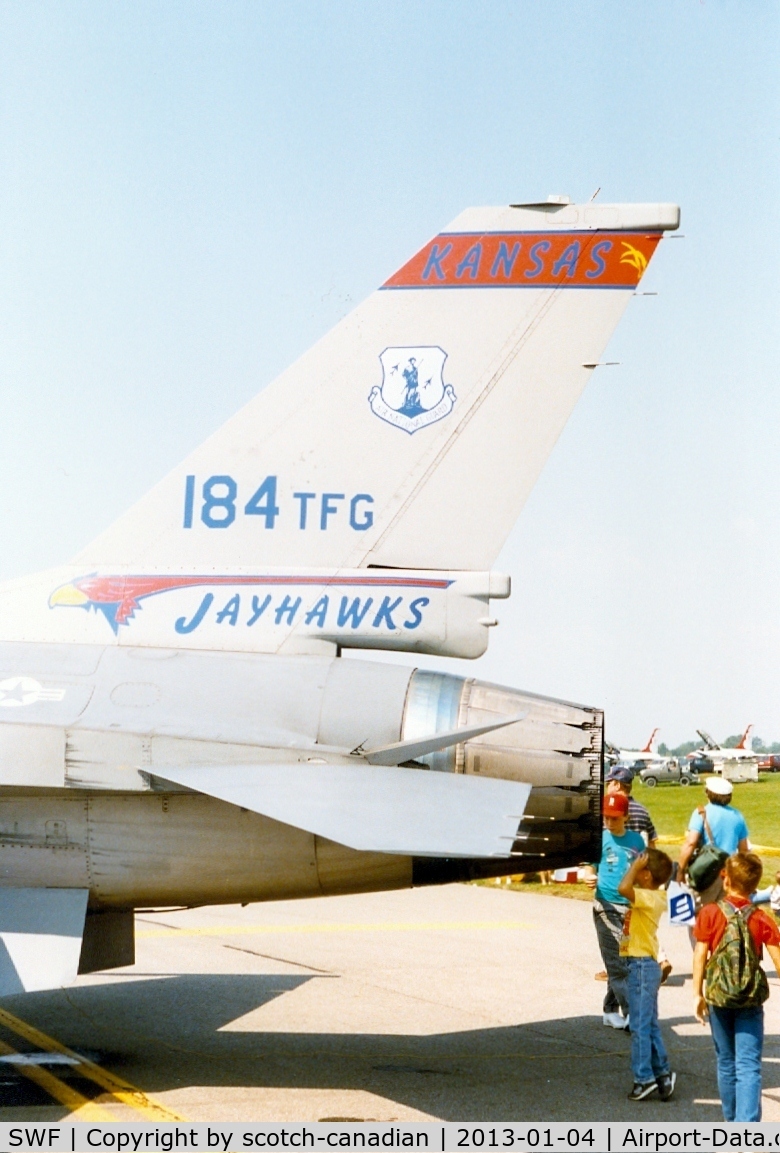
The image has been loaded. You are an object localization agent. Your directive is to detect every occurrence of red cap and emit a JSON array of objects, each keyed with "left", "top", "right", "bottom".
[{"left": 602, "top": 792, "right": 630, "bottom": 817}]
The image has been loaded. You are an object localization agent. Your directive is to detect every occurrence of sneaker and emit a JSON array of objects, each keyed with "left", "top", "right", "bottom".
[
  {"left": 603, "top": 1012, "right": 630, "bottom": 1029},
  {"left": 657, "top": 1072, "right": 677, "bottom": 1101},
  {"left": 628, "top": 1080, "right": 658, "bottom": 1101},
  {"left": 660, "top": 960, "right": 673, "bottom": 985}
]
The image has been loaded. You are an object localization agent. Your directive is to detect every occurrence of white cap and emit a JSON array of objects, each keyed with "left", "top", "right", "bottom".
[{"left": 705, "top": 776, "right": 733, "bottom": 796}]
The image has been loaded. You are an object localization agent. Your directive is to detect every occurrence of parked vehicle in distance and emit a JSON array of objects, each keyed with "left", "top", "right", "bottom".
[
  {"left": 758, "top": 754, "right": 780, "bottom": 772},
  {"left": 636, "top": 759, "right": 699, "bottom": 788}
]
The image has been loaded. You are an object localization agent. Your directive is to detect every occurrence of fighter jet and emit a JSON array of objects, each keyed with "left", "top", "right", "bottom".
[
  {"left": 688, "top": 726, "right": 759, "bottom": 782},
  {"left": 695, "top": 725, "right": 754, "bottom": 758},
  {"left": 0, "top": 197, "right": 679, "bottom": 994},
  {"left": 617, "top": 727, "right": 662, "bottom": 767}
]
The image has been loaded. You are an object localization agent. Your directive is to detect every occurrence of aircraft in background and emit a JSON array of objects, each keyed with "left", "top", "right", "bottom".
[
  {"left": 616, "top": 728, "right": 683, "bottom": 777},
  {"left": 0, "top": 196, "right": 679, "bottom": 995},
  {"left": 688, "top": 726, "right": 759, "bottom": 782},
  {"left": 696, "top": 719, "right": 752, "bottom": 756},
  {"left": 694, "top": 725, "right": 755, "bottom": 758},
  {"left": 617, "top": 727, "right": 663, "bottom": 767}
]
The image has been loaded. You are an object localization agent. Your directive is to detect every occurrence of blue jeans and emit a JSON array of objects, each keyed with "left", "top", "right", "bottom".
[
  {"left": 709, "top": 1005, "right": 764, "bottom": 1122},
  {"left": 593, "top": 900, "right": 629, "bottom": 1016},
  {"left": 626, "top": 956, "right": 669, "bottom": 1083}
]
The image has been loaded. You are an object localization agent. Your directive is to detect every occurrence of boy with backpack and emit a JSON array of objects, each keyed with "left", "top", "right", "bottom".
[
  {"left": 693, "top": 852, "right": 780, "bottom": 1122},
  {"left": 617, "top": 848, "right": 676, "bottom": 1101}
]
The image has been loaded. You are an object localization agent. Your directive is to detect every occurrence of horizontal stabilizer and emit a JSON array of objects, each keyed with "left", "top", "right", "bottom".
[
  {"left": 0, "top": 888, "right": 88, "bottom": 997},
  {"left": 362, "top": 713, "right": 525, "bottom": 765},
  {"left": 153, "top": 762, "right": 531, "bottom": 858}
]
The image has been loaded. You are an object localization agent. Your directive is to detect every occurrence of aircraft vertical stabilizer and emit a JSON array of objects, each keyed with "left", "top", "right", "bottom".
[
  {"left": 72, "top": 200, "right": 679, "bottom": 574},
  {"left": 0, "top": 200, "right": 679, "bottom": 655}
]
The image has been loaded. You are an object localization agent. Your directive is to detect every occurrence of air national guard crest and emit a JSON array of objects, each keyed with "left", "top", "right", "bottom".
[{"left": 368, "top": 346, "right": 456, "bottom": 434}]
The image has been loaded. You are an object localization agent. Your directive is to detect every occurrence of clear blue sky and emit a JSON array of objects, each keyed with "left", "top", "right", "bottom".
[{"left": 1, "top": 1, "right": 778, "bottom": 748}]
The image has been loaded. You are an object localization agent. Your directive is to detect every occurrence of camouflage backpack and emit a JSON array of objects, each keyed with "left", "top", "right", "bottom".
[{"left": 705, "top": 901, "right": 769, "bottom": 1010}]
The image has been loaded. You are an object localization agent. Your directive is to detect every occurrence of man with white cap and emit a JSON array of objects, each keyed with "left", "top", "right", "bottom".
[{"left": 678, "top": 777, "right": 750, "bottom": 908}]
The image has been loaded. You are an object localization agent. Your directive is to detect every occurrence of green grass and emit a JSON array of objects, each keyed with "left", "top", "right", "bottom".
[
  {"left": 635, "top": 771, "right": 780, "bottom": 881},
  {"left": 478, "top": 772, "right": 780, "bottom": 901}
]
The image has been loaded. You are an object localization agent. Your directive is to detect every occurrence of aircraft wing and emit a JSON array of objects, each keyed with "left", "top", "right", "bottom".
[{"left": 152, "top": 762, "right": 531, "bottom": 858}]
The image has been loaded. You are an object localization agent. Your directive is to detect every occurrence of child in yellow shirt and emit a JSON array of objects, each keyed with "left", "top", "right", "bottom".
[{"left": 618, "top": 849, "right": 675, "bottom": 1102}]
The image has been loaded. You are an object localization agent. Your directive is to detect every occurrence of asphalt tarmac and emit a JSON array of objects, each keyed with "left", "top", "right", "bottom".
[{"left": 0, "top": 883, "right": 778, "bottom": 1122}]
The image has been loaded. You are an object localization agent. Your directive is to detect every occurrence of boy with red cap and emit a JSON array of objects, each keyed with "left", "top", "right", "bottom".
[{"left": 583, "top": 792, "right": 645, "bottom": 1029}]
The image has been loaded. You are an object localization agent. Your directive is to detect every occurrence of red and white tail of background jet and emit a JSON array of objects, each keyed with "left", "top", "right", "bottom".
[
  {"left": 617, "top": 728, "right": 662, "bottom": 765},
  {"left": 641, "top": 727, "right": 660, "bottom": 754},
  {"left": 735, "top": 724, "right": 753, "bottom": 751}
]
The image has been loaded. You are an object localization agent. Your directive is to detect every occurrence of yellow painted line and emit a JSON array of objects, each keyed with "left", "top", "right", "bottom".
[
  {"left": 0, "top": 1036, "right": 114, "bottom": 1120},
  {"left": 0, "top": 1006, "right": 186, "bottom": 1122},
  {"left": 137, "top": 919, "right": 536, "bottom": 939},
  {"left": 656, "top": 836, "right": 780, "bottom": 854}
]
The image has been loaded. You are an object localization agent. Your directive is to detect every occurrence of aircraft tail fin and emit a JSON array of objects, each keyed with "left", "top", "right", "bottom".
[
  {"left": 736, "top": 724, "right": 753, "bottom": 751},
  {"left": 73, "top": 199, "right": 679, "bottom": 576},
  {"left": 641, "top": 726, "right": 660, "bottom": 754}
]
